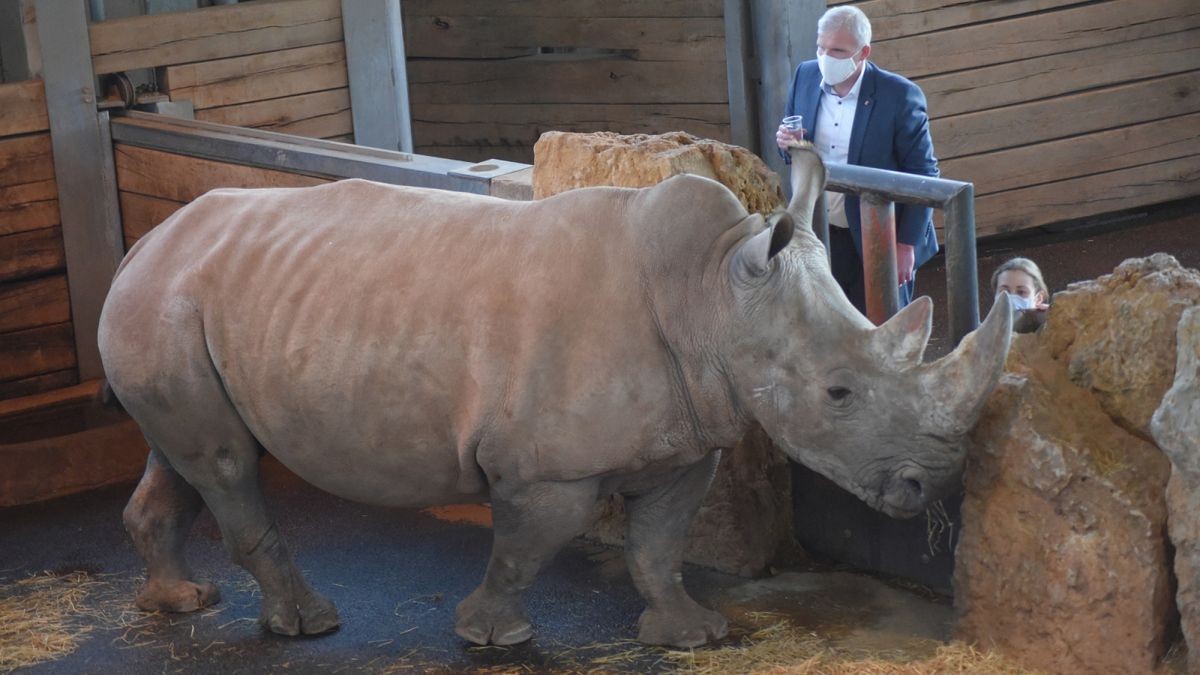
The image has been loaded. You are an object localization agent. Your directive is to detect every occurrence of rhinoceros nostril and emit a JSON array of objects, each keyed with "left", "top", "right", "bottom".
[{"left": 904, "top": 478, "right": 923, "bottom": 496}]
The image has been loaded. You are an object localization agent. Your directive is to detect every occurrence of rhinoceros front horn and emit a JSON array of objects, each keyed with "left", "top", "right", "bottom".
[{"left": 917, "top": 293, "right": 1013, "bottom": 435}]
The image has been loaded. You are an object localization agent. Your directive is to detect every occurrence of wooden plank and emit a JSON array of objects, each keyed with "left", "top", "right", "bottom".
[
  {"left": 0, "top": 274, "right": 69, "bottom": 333},
  {"left": 195, "top": 88, "right": 353, "bottom": 138},
  {"left": 163, "top": 42, "right": 348, "bottom": 110},
  {"left": 0, "top": 369, "right": 79, "bottom": 401},
  {"left": 942, "top": 113, "right": 1200, "bottom": 196},
  {"left": 0, "top": 322, "right": 75, "bottom": 383},
  {"left": 114, "top": 144, "right": 329, "bottom": 203},
  {"left": 408, "top": 59, "right": 729, "bottom": 105},
  {"left": 0, "top": 378, "right": 97, "bottom": 417},
  {"left": 403, "top": 16, "right": 725, "bottom": 61},
  {"left": 0, "top": 226, "right": 64, "bottom": 283},
  {"left": 0, "top": 80, "right": 48, "bottom": 136},
  {"left": 921, "top": 29, "right": 1200, "bottom": 118},
  {"left": 975, "top": 153, "right": 1200, "bottom": 237},
  {"left": 932, "top": 70, "right": 1200, "bottom": 160},
  {"left": 872, "top": 0, "right": 1200, "bottom": 79},
  {"left": 400, "top": 0, "right": 724, "bottom": 17},
  {"left": 119, "top": 191, "right": 183, "bottom": 243},
  {"left": 89, "top": 0, "right": 343, "bottom": 75},
  {"left": 0, "top": 133, "right": 54, "bottom": 189},
  {"left": 412, "top": 103, "right": 732, "bottom": 148},
  {"left": 0, "top": 180, "right": 58, "bottom": 237},
  {"left": 858, "top": 0, "right": 1090, "bottom": 42}
]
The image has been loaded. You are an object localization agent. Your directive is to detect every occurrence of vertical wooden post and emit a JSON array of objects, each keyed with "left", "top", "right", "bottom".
[
  {"left": 860, "top": 194, "right": 900, "bottom": 325},
  {"left": 34, "top": 0, "right": 124, "bottom": 381},
  {"left": 341, "top": 0, "right": 413, "bottom": 153},
  {"left": 723, "top": 0, "right": 755, "bottom": 151}
]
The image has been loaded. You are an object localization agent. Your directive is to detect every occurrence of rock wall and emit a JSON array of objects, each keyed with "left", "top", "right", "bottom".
[
  {"left": 533, "top": 131, "right": 794, "bottom": 577},
  {"left": 955, "top": 255, "right": 1200, "bottom": 673},
  {"left": 1153, "top": 306, "right": 1200, "bottom": 675}
]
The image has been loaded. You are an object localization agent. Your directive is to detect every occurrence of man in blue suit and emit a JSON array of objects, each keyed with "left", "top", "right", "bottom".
[{"left": 776, "top": 6, "right": 939, "bottom": 313}]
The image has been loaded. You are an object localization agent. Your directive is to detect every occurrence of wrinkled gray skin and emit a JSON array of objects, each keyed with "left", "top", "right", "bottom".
[{"left": 98, "top": 147, "right": 1011, "bottom": 649}]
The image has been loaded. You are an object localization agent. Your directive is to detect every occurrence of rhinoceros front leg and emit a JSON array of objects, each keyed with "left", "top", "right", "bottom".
[
  {"left": 124, "top": 445, "right": 220, "bottom": 612},
  {"left": 455, "top": 479, "right": 599, "bottom": 645},
  {"left": 624, "top": 449, "right": 728, "bottom": 648}
]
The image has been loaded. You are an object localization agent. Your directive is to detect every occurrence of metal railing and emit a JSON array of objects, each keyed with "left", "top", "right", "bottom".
[{"left": 816, "top": 163, "right": 979, "bottom": 345}]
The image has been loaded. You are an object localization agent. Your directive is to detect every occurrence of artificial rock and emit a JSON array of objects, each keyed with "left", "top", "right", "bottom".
[
  {"left": 532, "top": 130, "right": 785, "bottom": 216},
  {"left": 955, "top": 255, "right": 1200, "bottom": 673}
]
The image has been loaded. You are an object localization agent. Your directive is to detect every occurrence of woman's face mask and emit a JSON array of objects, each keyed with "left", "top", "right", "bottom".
[
  {"left": 1008, "top": 294, "right": 1036, "bottom": 311},
  {"left": 996, "top": 269, "right": 1045, "bottom": 311}
]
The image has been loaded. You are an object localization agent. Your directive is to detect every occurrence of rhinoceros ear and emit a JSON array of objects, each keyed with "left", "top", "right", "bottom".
[
  {"left": 871, "top": 296, "right": 933, "bottom": 370},
  {"left": 735, "top": 210, "right": 795, "bottom": 277}
]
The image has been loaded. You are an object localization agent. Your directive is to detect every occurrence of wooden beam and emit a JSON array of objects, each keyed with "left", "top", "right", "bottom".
[
  {"left": 860, "top": 0, "right": 1090, "bottom": 42},
  {"left": 163, "top": 42, "right": 348, "bottom": 110},
  {"left": 114, "top": 144, "right": 328, "bottom": 204},
  {"left": 196, "top": 88, "right": 353, "bottom": 139},
  {"left": 0, "top": 321, "right": 75, "bottom": 383},
  {"left": 932, "top": 70, "right": 1200, "bottom": 160},
  {"left": 0, "top": 180, "right": 58, "bottom": 236},
  {"left": 921, "top": 29, "right": 1200, "bottom": 118},
  {"left": 0, "top": 134, "right": 55, "bottom": 188},
  {"left": 975, "top": 153, "right": 1200, "bottom": 236},
  {"left": 118, "top": 191, "right": 183, "bottom": 243},
  {"left": 34, "top": 0, "right": 123, "bottom": 380},
  {"left": 403, "top": 16, "right": 725, "bottom": 61},
  {"left": 871, "top": 0, "right": 1200, "bottom": 79},
  {"left": 399, "top": 0, "right": 724, "bottom": 17},
  {"left": 0, "top": 80, "right": 48, "bottom": 136},
  {"left": 0, "top": 274, "right": 70, "bottom": 333},
  {"left": 0, "top": 377, "right": 96, "bottom": 417},
  {"left": 89, "top": 0, "right": 343, "bottom": 75},
  {"left": 942, "top": 113, "right": 1200, "bottom": 196},
  {"left": 342, "top": 0, "right": 413, "bottom": 152},
  {"left": 0, "top": 369, "right": 79, "bottom": 403},
  {"left": 0, "top": 226, "right": 65, "bottom": 283},
  {"left": 407, "top": 59, "right": 729, "bottom": 105},
  {"left": 723, "top": 0, "right": 754, "bottom": 150}
]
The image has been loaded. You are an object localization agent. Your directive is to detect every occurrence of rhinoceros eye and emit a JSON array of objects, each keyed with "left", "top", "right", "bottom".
[{"left": 826, "top": 386, "right": 853, "bottom": 407}]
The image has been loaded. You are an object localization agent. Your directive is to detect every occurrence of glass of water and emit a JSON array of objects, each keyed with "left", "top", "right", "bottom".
[{"left": 782, "top": 115, "right": 804, "bottom": 132}]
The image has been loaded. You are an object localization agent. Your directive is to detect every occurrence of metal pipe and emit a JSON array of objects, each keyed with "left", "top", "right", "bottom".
[
  {"left": 827, "top": 162, "right": 967, "bottom": 207},
  {"left": 811, "top": 192, "right": 830, "bottom": 264},
  {"left": 87, "top": 0, "right": 104, "bottom": 22},
  {"left": 944, "top": 184, "right": 980, "bottom": 344},
  {"left": 860, "top": 194, "right": 900, "bottom": 325}
]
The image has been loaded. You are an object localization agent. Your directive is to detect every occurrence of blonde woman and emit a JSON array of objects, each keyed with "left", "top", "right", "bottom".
[{"left": 991, "top": 257, "right": 1050, "bottom": 332}]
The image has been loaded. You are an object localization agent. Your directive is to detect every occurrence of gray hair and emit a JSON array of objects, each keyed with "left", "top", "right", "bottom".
[{"left": 818, "top": 6, "right": 872, "bottom": 49}]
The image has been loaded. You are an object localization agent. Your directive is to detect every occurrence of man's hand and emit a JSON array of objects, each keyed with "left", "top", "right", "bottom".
[
  {"left": 897, "top": 242, "right": 915, "bottom": 285},
  {"left": 775, "top": 124, "right": 805, "bottom": 150}
]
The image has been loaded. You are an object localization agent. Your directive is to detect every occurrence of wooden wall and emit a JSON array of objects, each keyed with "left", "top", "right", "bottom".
[
  {"left": 832, "top": 0, "right": 1200, "bottom": 238},
  {"left": 115, "top": 145, "right": 329, "bottom": 251},
  {"left": 0, "top": 80, "right": 75, "bottom": 399},
  {"left": 89, "top": 0, "right": 353, "bottom": 141},
  {"left": 402, "top": 0, "right": 732, "bottom": 163}
]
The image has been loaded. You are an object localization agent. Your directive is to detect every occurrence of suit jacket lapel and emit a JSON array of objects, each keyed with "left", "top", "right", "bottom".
[
  {"left": 848, "top": 62, "right": 877, "bottom": 166},
  {"left": 802, "top": 67, "right": 821, "bottom": 142}
]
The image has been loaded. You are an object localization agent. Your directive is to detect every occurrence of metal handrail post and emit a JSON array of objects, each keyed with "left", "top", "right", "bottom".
[
  {"left": 944, "top": 183, "right": 980, "bottom": 344},
  {"left": 860, "top": 195, "right": 900, "bottom": 325}
]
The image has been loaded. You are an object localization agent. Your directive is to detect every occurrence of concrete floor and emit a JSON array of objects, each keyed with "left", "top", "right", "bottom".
[{"left": 0, "top": 458, "right": 953, "bottom": 674}]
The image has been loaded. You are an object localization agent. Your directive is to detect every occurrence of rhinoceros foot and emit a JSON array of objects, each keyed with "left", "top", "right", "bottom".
[
  {"left": 454, "top": 587, "right": 533, "bottom": 645},
  {"left": 135, "top": 579, "right": 220, "bottom": 613},
  {"left": 258, "top": 589, "right": 340, "bottom": 636},
  {"left": 636, "top": 604, "right": 728, "bottom": 648}
]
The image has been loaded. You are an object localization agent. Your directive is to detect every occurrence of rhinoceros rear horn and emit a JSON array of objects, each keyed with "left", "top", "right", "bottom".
[
  {"left": 735, "top": 210, "right": 795, "bottom": 277},
  {"left": 918, "top": 293, "right": 1013, "bottom": 435}
]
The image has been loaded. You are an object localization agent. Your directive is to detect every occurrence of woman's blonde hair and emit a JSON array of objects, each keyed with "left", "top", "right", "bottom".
[{"left": 991, "top": 257, "right": 1049, "bottom": 298}]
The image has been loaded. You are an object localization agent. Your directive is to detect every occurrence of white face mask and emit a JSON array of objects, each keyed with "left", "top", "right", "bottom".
[
  {"left": 817, "top": 50, "right": 861, "bottom": 87},
  {"left": 1007, "top": 294, "right": 1035, "bottom": 311}
]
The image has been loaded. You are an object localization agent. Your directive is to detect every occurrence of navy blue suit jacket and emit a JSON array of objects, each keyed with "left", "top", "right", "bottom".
[{"left": 783, "top": 60, "right": 940, "bottom": 268}]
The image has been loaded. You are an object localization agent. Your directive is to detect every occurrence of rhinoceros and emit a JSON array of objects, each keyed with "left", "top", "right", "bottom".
[{"left": 99, "top": 147, "right": 1010, "bottom": 649}]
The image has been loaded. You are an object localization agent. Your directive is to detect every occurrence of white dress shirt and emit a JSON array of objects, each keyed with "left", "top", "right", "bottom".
[{"left": 813, "top": 65, "right": 865, "bottom": 228}]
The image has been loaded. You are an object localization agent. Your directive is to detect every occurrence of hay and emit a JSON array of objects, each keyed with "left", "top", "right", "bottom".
[{"left": 0, "top": 571, "right": 98, "bottom": 670}]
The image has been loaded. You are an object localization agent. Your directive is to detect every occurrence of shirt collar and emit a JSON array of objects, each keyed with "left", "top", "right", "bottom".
[{"left": 820, "top": 61, "right": 867, "bottom": 100}]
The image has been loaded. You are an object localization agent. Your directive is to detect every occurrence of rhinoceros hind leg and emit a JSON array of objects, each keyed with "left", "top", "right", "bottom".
[
  {"left": 124, "top": 445, "right": 221, "bottom": 613},
  {"left": 625, "top": 450, "right": 729, "bottom": 648},
  {"left": 454, "top": 479, "right": 599, "bottom": 645}
]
